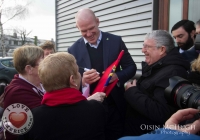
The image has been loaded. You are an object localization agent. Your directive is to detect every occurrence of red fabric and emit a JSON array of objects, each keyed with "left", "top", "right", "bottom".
[
  {"left": 42, "top": 88, "right": 86, "bottom": 106},
  {"left": 92, "top": 50, "right": 124, "bottom": 96},
  {"left": 4, "top": 74, "right": 43, "bottom": 110},
  {"left": 4, "top": 74, "right": 44, "bottom": 140},
  {"left": 102, "top": 79, "right": 118, "bottom": 96}
]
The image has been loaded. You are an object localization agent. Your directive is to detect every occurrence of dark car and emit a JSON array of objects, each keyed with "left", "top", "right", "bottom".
[{"left": 0, "top": 57, "right": 17, "bottom": 86}]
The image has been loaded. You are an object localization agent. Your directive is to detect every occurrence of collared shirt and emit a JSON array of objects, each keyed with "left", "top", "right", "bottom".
[
  {"left": 179, "top": 48, "right": 184, "bottom": 53},
  {"left": 83, "top": 31, "right": 102, "bottom": 49},
  {"left": 179, "top": 45, "right": 194, "bottom": 53},
  {"left": 19, "top": 74, "right": 45, "bottom": 96}
]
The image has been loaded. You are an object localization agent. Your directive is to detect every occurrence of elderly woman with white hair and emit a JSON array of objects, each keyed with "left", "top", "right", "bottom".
[{"left": 20, "top": 52, "right": 106, "bottom": 140}]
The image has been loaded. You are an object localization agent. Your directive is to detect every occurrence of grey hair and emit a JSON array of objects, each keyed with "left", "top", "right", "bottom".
[{"left": 145, "top": 30, "right": 175, "bottom": 53}]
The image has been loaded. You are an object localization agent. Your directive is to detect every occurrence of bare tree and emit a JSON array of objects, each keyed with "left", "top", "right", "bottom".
[
  {"left": 0, "top": 0, "right": 30, "bottom": 57},
  {"left": 15, "top": 28, "right": 32, "bottom": 45}
]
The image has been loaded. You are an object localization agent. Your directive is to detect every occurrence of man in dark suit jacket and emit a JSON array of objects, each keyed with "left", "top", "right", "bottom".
[{"left": 68, "top": 8, "right": 137, "bottom": 140}]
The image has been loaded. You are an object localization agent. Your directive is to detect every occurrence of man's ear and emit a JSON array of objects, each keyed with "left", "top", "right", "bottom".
[
  {"left": 160, "top": 46, "right": 167, "bottom": 56},
  {"left": 96, "top": 17, "right": 100, "bottom": 26}
]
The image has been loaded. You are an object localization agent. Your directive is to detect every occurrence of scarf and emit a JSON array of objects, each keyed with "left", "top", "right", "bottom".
[{"left": 41, "top": 88, "right": 86, "bottom": 106}]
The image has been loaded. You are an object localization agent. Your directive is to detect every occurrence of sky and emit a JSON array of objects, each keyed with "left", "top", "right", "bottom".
[{"left": 3, "top": 0, "right": 55, "bottom": 41}]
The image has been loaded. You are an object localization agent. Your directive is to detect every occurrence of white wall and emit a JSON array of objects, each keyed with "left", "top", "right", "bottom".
[{"left": 56, "top": 0, "right": 154, "bottom": 69}]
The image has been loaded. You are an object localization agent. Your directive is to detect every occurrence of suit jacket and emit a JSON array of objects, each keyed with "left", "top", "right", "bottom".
[
  {"left": 68, "top": 31, "right": 137, "bottom": 116},
  {"left": 181, "top": 46, "right": 198, "bottom": 63}
]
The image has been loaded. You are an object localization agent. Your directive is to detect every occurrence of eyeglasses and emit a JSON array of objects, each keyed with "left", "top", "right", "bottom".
[{"left": 142, "top": 44, "right": 157, "bottom": 50}]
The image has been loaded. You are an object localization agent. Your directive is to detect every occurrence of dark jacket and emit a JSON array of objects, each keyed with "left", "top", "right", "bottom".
[
  {"left": 68, "top": 32, "right": 136, "bottom": 86},
  {"left": 68, "top": 31, "right": 136, "bottom": 118},
  {"left": 187, "top": 71, "right": 200, "bottom": 87},
  {"left": 20, "top": 100, "right": 106, "bottom": 140},
  {"left": 4, "top": 74, "right": 44, "bottom": 140},
  {"left": 124, "top": 48, "right": 190, "bottom": 136},
  {"left": 4, "top": 74, "right": 43, "bottom": 110},
  {"left": 181, "top": 46, "right": 199, "bottom": 63}
]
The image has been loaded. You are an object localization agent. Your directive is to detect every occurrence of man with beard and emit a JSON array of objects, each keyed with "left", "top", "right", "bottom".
[{"left": 171, "top": 20, "right": 198, "bottom": 63}]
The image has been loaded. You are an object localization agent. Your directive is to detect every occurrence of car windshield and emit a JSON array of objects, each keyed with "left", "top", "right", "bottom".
[{"left": 1, "top": 59, "right": 14, "bottom": 68}]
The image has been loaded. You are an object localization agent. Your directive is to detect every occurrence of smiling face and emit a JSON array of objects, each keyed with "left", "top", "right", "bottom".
[
  {"left": 142, "top": 39, "right": 166, "bottom": 65},
  {"left": 76, "top": 18, "right": 100, "bottom": 45},
  {"left": 75, "top": 9, "right": 100, "bottom": 46}
]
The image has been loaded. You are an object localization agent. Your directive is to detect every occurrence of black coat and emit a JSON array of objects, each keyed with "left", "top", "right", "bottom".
[
  {"left": 19, "top": 100, "right": 106, "bottom": 140},
  {"left": 124, "top": 48, "right": 190, "bottom": 136},
  {"left": 187, "top": 71, "right": 200, "bottom": 87}
]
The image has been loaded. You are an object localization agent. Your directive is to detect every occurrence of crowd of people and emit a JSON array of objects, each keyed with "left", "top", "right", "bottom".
[{"left": 0, "top": 8, "right": 200, "bottom": 140}]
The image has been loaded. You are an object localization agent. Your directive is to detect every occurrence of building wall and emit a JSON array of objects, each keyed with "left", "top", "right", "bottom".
[
  {"left": 56, "top": 0, "right": 154, "bottom": 69},
  {"left": 188, "top": 0, "right": 200, "bottom": 23}
]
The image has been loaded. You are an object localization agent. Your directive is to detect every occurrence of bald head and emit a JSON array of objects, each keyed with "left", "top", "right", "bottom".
[
  {"left": 75, "top": 8, "right": 100, "bottom": 45},
  {"left": 75, "top": 8, "right": 96, "bottom": 24}
]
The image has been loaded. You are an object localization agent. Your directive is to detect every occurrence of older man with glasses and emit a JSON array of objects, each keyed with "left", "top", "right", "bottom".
[{"left": 123, "top": 30, "right": 190, "bottom": 136}]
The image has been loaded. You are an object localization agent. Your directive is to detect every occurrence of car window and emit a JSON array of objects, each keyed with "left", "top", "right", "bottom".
[
  {"left": 1, "top": 59, "right": 14, "bottom": 68},
  {"left": 8, "top": 49, "right": 15, "bottom": 53}
]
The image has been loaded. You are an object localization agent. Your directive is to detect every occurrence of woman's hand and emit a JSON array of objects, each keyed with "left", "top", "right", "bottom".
[{"left": 87, "top": 92, "right": 106, "bottom": 102}]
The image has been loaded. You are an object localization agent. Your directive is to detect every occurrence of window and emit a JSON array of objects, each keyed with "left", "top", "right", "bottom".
[
  {"left": 5, "top": 40, "right": 9, "bottom": 45},
  {"left": 169, "top": 0, "right": 182, "bottom": 32},
  {"left": 188, "top": 0, "right": 200, "bottom": 23},
  {"left": 18, "top": 41, "right": 22, "bottom": 45},
  {"left": 14, "top": 41, "right": 18, "bottom": 45},
  {"left": 1, "top": 59, "right": 14, "bottom": 68}
]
